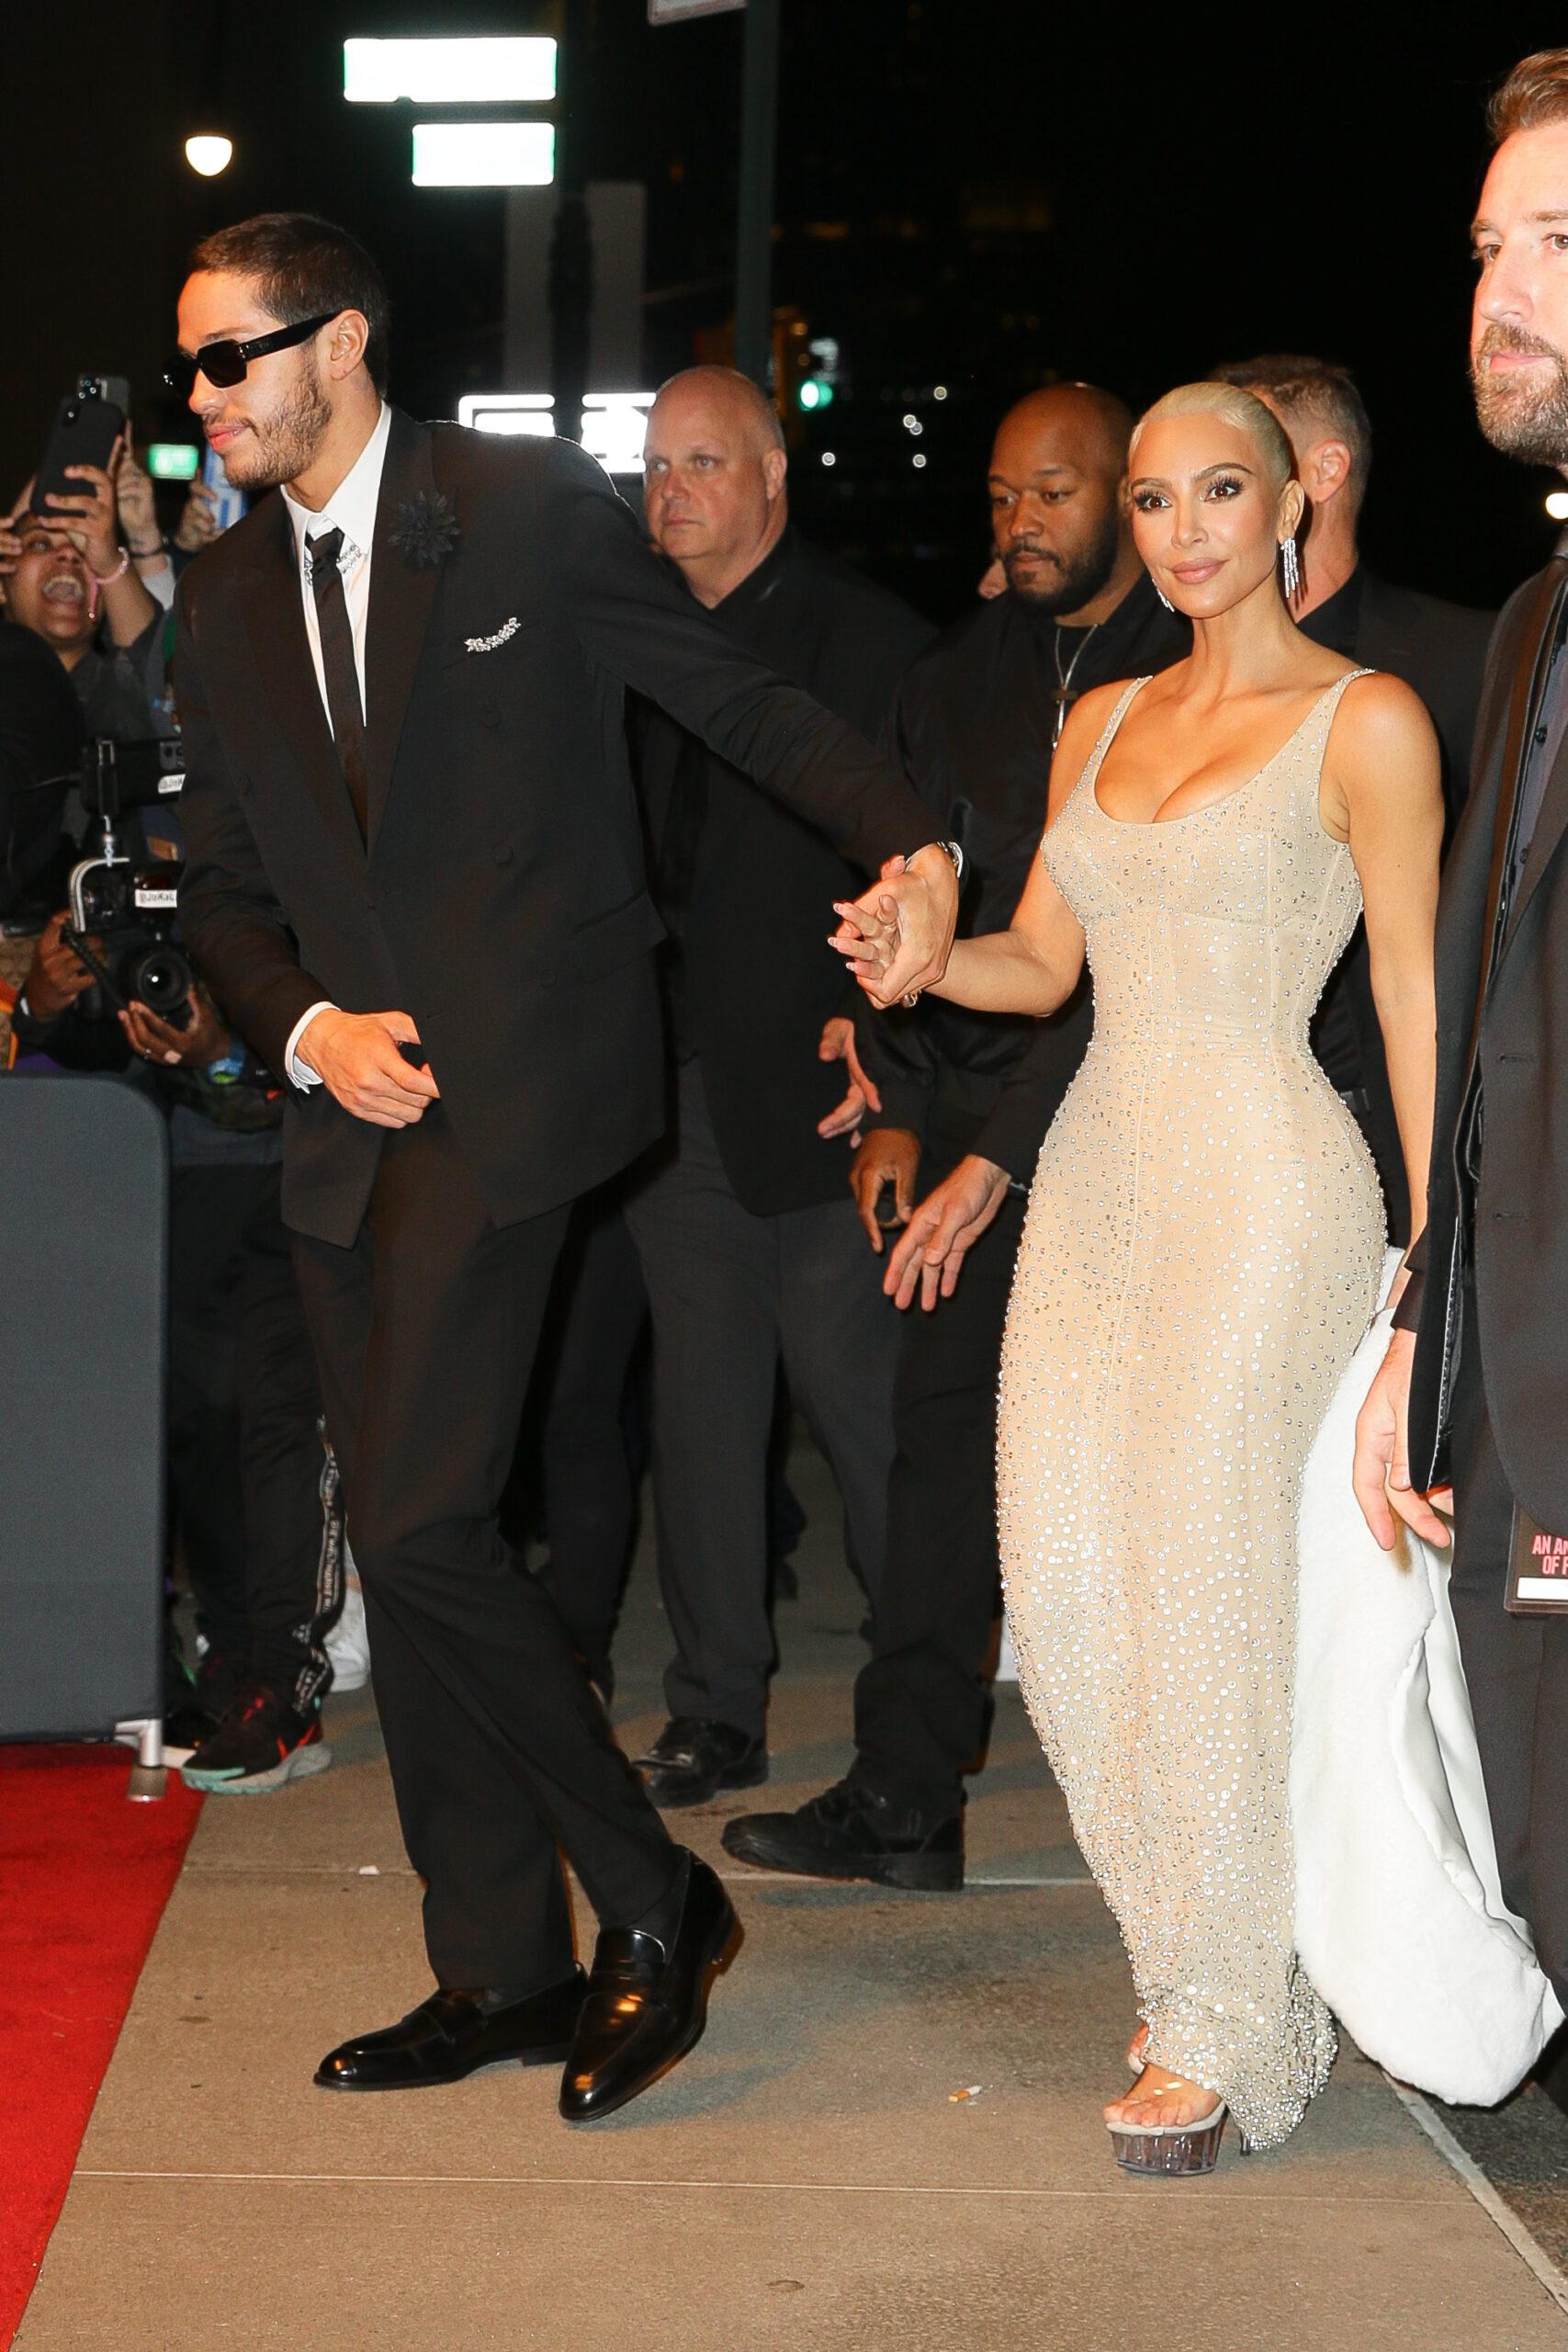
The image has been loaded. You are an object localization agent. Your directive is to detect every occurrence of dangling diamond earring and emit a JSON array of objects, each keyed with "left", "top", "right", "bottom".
[
  {"left": 1280, "top": 536, "right": 1300, "bottom": 601},
  {"left": 1155, "top": 584, "right": 1175, "bottom": 612}
]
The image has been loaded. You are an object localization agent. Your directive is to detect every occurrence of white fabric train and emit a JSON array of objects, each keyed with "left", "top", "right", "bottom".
[{"left": 1292, "top": 1250, "right": 1563, "bottom": 2105}]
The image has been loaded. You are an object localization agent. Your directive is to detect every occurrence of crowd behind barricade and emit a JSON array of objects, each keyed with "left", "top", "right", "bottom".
[{"left": 0, "top": 337, "right": 1497, "bottom": 1806}]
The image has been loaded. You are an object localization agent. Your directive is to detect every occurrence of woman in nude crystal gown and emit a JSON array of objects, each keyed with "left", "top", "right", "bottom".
[{"left": 835, "top": 384, "right": 1442, "bottom": 2167}]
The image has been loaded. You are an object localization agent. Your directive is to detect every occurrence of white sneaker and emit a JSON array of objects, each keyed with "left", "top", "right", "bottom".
[
  {"left": 326, "top": 1560, "right": 371, "bottom": 1693},
  {"left": 995, "top": 1619, "right": 1019, "bottom": 1684}
]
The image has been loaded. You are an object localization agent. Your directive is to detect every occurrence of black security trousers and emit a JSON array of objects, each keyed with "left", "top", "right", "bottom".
[
  {"left": 166, "top": 1160, "right": 338, "bottom": 1711},
  {"left": 852, "top": 1159, "right": 1028, "bottom": 1821},
  {"left": 624, "top": 1059, "right": 900, "bottom": 1741},
  {"left": 292, "top": 1108, "right": 677, "bottom": 1992},
  {"left": 1449, "top": 1282, "right": 1568, "bottom": 2012}
]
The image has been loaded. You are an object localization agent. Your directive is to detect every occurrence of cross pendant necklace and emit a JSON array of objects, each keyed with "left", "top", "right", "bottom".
[{"left": 1052, "top": 622, "right": 1099, "bottom": 747}]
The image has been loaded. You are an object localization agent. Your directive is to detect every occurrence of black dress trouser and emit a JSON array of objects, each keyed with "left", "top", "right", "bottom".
[
  {"left": 1448, "top": 1276, "right": 1568, "bottom": 2012},
  {"left": 291, "top": 1106, "right": 677, "bottom": 1992},
  {"left": 852, "top": 1109, "right": 1029, "bottom": 1820},
  {"left": 166, "top": 1159, "right": 338, "bottom": 1711}
]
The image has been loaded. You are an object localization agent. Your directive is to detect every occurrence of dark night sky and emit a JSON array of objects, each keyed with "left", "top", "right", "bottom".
[{"left": 6, "top": 1, "right": 1567, "bottom": 622}]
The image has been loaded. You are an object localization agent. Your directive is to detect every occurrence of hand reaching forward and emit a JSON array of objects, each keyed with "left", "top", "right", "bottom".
[
  {"left": 817, "top": 1014, "right": 883, "bottom": 1139},
  {"left": 850, "top": 1126, "right": 921, "bottom": 1251},
  {"left": 298, "top": 1008, "right": 439, "bottom": 1128},
  {"left": 883, "top": 1154, "right": 1010, "bottom": 1310},
  {"left": 1351, "top": 1329, "right": 1451, "bottom": 1551},
  {"left": 831, "top": 846, "right": 956, "bottom": 1009}
]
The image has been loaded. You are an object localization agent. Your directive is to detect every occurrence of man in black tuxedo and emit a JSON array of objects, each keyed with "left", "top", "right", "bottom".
[
  {"left": 625, "top": 368, "right": 933, "bottom": 1805},
  {"left": 172, "top": 212, "right": 958, "bottom": 2120},
  {"left": 1356, "top": 53, "right": 1568, "bottom": 2008},
  {"left": 1213, "top": 354, "right": 1494, "bottom": 1244}
]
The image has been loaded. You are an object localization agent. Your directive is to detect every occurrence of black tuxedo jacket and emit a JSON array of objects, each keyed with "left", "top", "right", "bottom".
[
  {"left": 637, "top": 528, "right": 933, "bottom": 1216},
  {"left": 1407, "top": 560, "right": 1568, "bottom": 1528},
  {"left": 1303, "top": 570, "right": 1494, "bottom": 1242},
  {"left": 176, "top": 412, "right": 939, "bottom": 1248}
]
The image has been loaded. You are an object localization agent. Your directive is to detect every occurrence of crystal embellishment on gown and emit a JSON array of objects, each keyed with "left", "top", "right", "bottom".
[{"left": 998, "top": 670, "right": 1385, "bottom": 2151}]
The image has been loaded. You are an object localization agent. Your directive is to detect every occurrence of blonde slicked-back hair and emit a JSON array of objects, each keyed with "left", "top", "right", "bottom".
[{"left": 1130, "top": 380, "right": 1296, "bottom": 492}]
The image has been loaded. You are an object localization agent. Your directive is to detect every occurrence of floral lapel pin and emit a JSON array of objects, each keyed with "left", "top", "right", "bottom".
[
  {"left": 465, "top": 616, "right": 522, "bottom": 654},
  {"left": 389, "top": 490, "right": 462, "bottom": 571}
]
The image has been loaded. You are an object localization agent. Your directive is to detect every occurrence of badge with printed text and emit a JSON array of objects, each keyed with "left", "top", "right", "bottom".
[{"left": 1506, "top": 1508, "right": 1568, "bottom": 1613}]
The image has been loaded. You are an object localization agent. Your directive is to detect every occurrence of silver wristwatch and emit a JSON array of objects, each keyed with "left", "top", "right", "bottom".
[{"left": 920, "top": 838, "right": 964, "bottom": 882}]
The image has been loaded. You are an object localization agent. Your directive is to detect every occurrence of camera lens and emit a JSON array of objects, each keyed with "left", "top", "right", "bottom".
[{"left": 130, "top": 944, "right": 194, "bottom": 1020}]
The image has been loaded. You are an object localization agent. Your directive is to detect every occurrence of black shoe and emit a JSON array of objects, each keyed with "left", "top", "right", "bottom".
[
  {"left": 316, "top": 1973, "right": 587, "bottom": 2091},
  {"left": 634, "top": 1716, "right": 767, "bottom": 1808},
  {"left": 722, "top": 1775, "right": 964, "bottom": 1891},
  {"left": 559, "top": 1856, "right": 740, "bottom": 2120},
  {"left": 180, "top": 1685, "right": 333, "bottom": 1794}
]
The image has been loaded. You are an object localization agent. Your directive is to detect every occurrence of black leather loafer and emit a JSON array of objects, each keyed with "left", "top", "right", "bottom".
[
  {"left": 315, "top": 1971, "right": 586, "bottom": 2091},
  {"left": 634, "top": 1716, "right": 767, "bottom": 1808},
  {"left": 559, "top": 1856, "right": 740, "bottom": 2120},
  {"left": 721, "top": 1777, "right": 964, "bottom": 1891}
]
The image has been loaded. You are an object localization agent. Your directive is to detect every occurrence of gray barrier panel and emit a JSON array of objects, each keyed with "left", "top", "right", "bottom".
[{"left": 0, "top": 1076, "right": 166, "bottom": 1737}]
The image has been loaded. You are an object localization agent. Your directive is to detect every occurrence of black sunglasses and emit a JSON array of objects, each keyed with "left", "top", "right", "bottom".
[{"left": 164, "top": 311, "right": 340, "bottom": 397}]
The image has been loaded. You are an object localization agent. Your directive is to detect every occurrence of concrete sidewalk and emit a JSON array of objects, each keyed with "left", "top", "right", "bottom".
[{"left": 21, "top": 1437, "right": 1568, "bottom": 2351}]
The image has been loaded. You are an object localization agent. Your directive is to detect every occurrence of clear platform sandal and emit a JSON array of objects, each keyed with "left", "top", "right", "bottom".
[{"left": 1107, "top": 2083, "right": 1228, "bottom": 2177}]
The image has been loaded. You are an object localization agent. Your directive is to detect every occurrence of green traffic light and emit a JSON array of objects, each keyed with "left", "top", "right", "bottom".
[{"left": 798, "top": 377, "right": 834, "bottom": 412}]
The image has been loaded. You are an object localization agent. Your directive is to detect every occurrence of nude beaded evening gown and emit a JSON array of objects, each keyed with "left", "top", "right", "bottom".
[{"left": 998, "top": 668, "right": 1386, "bottom": 2150}]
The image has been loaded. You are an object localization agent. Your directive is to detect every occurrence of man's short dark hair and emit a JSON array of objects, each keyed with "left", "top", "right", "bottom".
[
  {"left": 1210, "top": 354, "right": 1372, "bottom": 513},
  {"left": 186, "top": 212, "right": 389, "bottom": 394}
]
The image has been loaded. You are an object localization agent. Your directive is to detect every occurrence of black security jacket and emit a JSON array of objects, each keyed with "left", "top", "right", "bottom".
[
  {"left": 175, "top": 412, "right": 941, "bottom": 1247},
  {"left": 638, "top": 526, "right": 934, "bottom": 1216}
]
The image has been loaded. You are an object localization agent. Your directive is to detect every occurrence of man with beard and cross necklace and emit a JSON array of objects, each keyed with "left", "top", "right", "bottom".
[{"left": 727, "top": 382, "right": 1190, "bottom": 1889}]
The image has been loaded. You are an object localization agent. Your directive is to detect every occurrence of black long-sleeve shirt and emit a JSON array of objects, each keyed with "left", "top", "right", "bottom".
[{"left": 856, "top": 573, "right": 1190, "bottom": 1179}]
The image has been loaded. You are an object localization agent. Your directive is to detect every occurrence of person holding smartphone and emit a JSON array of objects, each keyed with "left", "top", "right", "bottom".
[{"left": 1, "top": 436, "right": 163, "bottom": 737}]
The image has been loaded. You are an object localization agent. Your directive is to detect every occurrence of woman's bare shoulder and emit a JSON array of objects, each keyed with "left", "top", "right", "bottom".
[{"left": 1335, "top": 667, "right": 1439, "bottom": 759}]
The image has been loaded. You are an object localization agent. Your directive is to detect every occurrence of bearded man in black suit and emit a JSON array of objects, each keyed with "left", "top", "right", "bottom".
[
  {"left": 1356, "top": 52, "right": 1568, "bottom": 2014},
  {"left": 172, "top": 213, "right": 957, "bottom": 2120}
]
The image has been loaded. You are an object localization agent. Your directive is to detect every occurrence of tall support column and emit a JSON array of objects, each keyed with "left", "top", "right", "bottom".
[{"left": 733, "top": 0, "right": 780, "bottom": 387}]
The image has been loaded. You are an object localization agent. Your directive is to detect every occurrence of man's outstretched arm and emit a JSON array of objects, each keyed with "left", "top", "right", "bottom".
[{"left": 547, "top": 439, "right": 956, "bottom": 996}]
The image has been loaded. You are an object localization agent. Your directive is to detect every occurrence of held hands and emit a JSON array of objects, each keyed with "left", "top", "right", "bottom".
[
  {"left": 1351, "top": 1329, "right": 1452, "bottom": 1552},
  {"left": 830, "top": 846, "right": 957, "bottom": 1009},
  {"left": 883, "top": 1154, "right": 1010, "bottom": 1310},
  {"left": 851, "top": 1126, "right": 921, "bottom": 1252},
  {"left": 299, "top": 1008, "right": 439, "bottom": 1128},
  {"left": 817, "top": 1015, "right": 883, "bottom": 1140}
]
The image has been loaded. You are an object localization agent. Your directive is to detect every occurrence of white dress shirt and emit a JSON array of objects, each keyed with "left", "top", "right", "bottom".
[{"left": 277, "top": 403, "right": 392, "bottom": 1087}]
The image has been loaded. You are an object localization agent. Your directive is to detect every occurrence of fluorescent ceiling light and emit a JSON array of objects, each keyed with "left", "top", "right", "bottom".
[
  {"left": 412, "top": 122, "right": 556, "bottom": 187},
  {"left": 345, "top": 37, "right": 557, "bottom": 104},
  {"left": 457, "top": 392, "right": 657, "bottom": 475}
]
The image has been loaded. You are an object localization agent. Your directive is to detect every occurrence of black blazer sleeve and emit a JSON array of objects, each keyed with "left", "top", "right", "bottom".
[
  {"left": 175, "top": 579, "right": 330, "bottom": 1079},
  {"left": 545, "top": 441, "right": 938, "bottom": 874}
]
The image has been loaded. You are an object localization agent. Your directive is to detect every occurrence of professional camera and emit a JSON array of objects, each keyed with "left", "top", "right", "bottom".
[{"left": 64, "top": 736, "right": 195, "bottom": 1027}]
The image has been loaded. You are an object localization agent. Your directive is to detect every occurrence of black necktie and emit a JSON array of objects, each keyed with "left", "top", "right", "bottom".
[{"left": 309, "top": 525, "right": 369, "bottom": 842}]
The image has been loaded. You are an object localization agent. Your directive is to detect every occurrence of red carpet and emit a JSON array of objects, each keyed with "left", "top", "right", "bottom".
[{"left": 0, "top": 1746, "right": 201, "bottom": 2347}]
